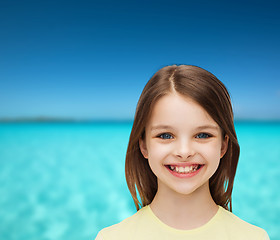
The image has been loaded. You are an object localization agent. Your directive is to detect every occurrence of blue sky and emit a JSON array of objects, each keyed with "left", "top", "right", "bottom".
[{"left": 0, "top": 0, "right": 279, "bottom": 120}]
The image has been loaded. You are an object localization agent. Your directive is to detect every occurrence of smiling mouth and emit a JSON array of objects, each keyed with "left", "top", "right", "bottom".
[{"left": 165, "top": 164, "right": 204, "bottom": 174}]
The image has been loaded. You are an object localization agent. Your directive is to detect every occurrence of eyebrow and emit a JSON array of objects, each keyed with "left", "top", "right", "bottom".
[
  {"left": 150, "top": 124, "right": 219, "bottom": 131},
  {"left": 150, "top": 125, "right": 174, "bottom": 131},
  {"left": 195, "top": 125, "right": 220, "bottom": 131}
]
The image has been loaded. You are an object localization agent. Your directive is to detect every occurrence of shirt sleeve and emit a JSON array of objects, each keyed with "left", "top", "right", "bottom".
[
  {"left": 95, "top": 231, "right": 103, "bottom": 240},
  {"left": 261, "top": 230, "right": 270, "bottom": 240}
]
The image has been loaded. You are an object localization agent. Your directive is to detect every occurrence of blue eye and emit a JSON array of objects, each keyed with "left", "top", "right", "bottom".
[
  {"left": 159, "top": 133, "right": 173, "bottom": 139},
  {"left": 196, "top": 133, "right": 211, "bottom": 139}
]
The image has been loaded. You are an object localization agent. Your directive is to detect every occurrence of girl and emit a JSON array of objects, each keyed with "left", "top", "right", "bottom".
[{"left": 96, "top": 65, "right": 269, "bottom": 239}]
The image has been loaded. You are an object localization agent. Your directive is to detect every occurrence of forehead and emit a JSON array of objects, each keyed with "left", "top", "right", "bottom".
[{"left": 147, "top": 93, "right": 219, "bottom": 129}]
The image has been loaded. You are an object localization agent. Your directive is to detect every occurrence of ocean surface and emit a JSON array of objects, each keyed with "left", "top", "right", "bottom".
[{"left": 0, "top": 121, "right": 279, "bottom": 240}]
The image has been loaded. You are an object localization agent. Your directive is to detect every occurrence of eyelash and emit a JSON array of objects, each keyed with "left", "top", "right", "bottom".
[
  {"left": 195, "top": 133, "right": 212, "bottom": 139},
  {"left": 157, "top": 133, "right": 173, "bottom": 139},
  {"left": 156, "top": 132, "right": 212, "bottom": 140}
]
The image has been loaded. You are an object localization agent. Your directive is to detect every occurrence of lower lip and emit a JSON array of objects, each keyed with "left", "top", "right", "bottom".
[{"left": 165, "top": 165, "right": 204, "bottom": 178}]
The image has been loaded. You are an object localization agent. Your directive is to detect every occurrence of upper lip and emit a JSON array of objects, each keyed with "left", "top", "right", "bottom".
[{"left": 164, "top": 163, "right": 204, "bottom": 167}]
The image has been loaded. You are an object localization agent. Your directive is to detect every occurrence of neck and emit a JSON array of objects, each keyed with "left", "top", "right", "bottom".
[{"left": 150, "top": 181, "right": 218, "bottom": 230}]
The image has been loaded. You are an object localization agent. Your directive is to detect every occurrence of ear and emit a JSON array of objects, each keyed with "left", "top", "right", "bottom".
[
  {"left": 139, "top": 138, "right": 148, "bottom": 159},
  {"left": 220, "top": 135, "right": 229, "bottom": 158}
]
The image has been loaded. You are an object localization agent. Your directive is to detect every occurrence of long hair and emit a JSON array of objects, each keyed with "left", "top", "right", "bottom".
[{"left": 125, "top": 65, "right": 240, "bottom": 211}]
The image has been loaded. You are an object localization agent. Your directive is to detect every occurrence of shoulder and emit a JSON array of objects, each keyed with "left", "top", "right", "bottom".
[
  {"left": 95, "top": 206, "right": 150, "bottom": 240},
  {"left": 217, "top": 207, "right": 269, "bottom": 240}
]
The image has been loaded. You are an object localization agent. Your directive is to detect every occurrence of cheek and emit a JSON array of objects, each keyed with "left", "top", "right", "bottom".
[
  {"left": 147, "top": 142, "right": 171, "bottom": 168},
  {"left": 201, "top": 143, "right": 222, "bottom": 166},
  {"left": 148, "top": 142, "right": 167, "bottom": 160}
]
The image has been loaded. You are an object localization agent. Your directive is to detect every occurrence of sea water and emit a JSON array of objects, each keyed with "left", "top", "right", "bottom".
[{"left": 0, "top": 121, "right": 279, "bottom": 240}]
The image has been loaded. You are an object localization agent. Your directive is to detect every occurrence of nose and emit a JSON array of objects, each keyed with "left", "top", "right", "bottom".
[{"left": 174, "top": 138, "right": 195, "bottom": 160}]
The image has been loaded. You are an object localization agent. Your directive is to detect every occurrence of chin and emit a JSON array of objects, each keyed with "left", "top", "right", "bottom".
[
  {"left": 175, "top": 188, "right": 200, "bottom": 196},
  {"left": 168, "top": 181, "right": 209, "bottom": 196}
]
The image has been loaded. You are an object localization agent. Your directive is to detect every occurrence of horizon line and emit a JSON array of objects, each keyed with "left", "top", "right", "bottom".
[{"left": 0, "top": 116, "right": 280, "bottom": 123}]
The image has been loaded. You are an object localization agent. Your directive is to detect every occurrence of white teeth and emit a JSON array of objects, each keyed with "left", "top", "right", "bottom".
[
  {"left": 169, "top": 164, "right": 199, "bottom": 174},
  {"left": 185, "top": 166, "right": 191, "bottom": 172}
]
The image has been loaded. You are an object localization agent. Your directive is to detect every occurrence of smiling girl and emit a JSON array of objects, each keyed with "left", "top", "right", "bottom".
[{"left": 95, "top": 65, "right": 269, "bottom": 239}]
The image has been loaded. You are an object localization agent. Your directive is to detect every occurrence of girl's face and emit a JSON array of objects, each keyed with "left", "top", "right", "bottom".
[{"left": 140, "top": 93, "right": 228, "bottom": 196}]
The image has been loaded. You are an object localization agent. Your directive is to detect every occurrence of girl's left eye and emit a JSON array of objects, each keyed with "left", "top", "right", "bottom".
[{"left": 196, "top": 133, "right": 211, "bottom": 139}]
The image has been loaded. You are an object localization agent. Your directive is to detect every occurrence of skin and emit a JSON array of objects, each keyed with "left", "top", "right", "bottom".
[{"left": 139, "top": 92, "right": 228, "bottom": 230}]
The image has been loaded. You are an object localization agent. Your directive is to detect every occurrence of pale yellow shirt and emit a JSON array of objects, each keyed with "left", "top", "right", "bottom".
[{"left": 95, "top": 205, "right": 269, "bottom": 240}]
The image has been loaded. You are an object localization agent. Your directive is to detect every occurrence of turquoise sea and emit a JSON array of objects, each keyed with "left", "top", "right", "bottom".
[{"left": 0, "top": 121, "right": 279, "bottom": 240}]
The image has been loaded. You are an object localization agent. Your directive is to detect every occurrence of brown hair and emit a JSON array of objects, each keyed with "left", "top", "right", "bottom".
[{"left": 125, "top": 65, "right": 240, "bottom": 212}]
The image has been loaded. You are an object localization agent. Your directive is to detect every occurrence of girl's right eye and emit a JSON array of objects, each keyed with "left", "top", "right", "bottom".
[{"left": 158, "top": 133, "right": 173, "bottom": 139}]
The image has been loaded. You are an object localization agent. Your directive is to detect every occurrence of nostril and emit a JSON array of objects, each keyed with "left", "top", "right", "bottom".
[
  {"left": 175, "top": 150, "right": 195, "bottom": 159},
  {"left": 175, "top": 143, "right": 194, "bottom": 157}
]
